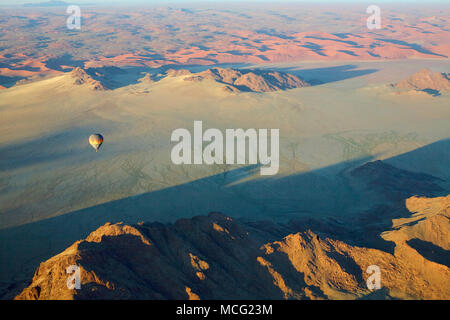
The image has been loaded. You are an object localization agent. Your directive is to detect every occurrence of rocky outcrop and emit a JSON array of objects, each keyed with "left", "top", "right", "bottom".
[
  {"left": 183, "top": 67, "right": 309, "bottom": 92},
  {"left": 69, "top": 67, "right": 107, "bottom": 91},
  {"left": 16, "top": 195, "right": 450, "bottom": 300},
  {"left": 165, "top": 69, "right": 192, "bottom": 77},
  {"left": 394, "top": 69, "right": 450, "bottom": 95},
  {"left": 138, "top": 73, "right": 155, "bottom": 84}
]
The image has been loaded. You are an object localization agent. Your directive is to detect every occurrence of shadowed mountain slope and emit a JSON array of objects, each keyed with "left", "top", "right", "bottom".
[
  {"left": 16, "top": 194, "right": 449, "bottom": 300},
  {"left": 69, "top": 67, "right": 107, "bottom": 91}
]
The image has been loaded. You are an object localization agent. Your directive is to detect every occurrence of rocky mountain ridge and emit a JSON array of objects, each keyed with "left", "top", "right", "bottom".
[
  {"left": 394, "top": 68, "right": 450, "bottom": 96},
  {"left": 16, "top": 193, "right": 450, "bottom": 300},
  {"left": 182, "top": 67, "right": 310, "bottom": 92}
]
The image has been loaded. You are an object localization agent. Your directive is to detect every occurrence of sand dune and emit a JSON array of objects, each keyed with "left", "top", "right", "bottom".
[{"left": 1, "top": 4, "right": 449, "bottom": 88}]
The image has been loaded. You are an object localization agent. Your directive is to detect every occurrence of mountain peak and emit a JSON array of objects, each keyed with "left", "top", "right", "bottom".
[
  {"left": 183, "top": 67, "right": 310, "bottom": 92},
  {"left": 394, "top": 68, "right": 450, "bottom": 93},
  {"left": 69, "top": 67, "right": 107, "bottom": 91}
]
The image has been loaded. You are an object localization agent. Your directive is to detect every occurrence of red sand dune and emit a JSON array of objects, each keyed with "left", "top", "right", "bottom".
[{"left": 0, "top": 5, "right": 448, "bottom": 83}]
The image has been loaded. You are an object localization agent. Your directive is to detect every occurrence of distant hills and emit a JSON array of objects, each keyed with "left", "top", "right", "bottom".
[
  {"left": 6, "top": 64, "right": 450, "bottom": 98},
  {"left": 0, "top": 5, "right": 447, "bottom": 77},
  {"left": 182, "top": 67, "right": 310, "bottom": 93},
  {"left": 68, "top": 66, "right": 310, "bottom": 93},
  {"left": 16, "top": 65, "right": 450, "bottom": 97}
]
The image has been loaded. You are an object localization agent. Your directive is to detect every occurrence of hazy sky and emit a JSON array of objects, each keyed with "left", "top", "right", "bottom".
[{"left": 1, "top": 0, "right": 448, "bottom": 4}]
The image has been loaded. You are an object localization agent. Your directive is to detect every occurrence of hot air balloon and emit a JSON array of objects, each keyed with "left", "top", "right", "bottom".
[{"left": 89, "top": 134, "right": 103, "bottom": 152}]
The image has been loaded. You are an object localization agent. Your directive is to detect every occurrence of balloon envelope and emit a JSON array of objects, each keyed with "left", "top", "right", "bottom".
[{"left": 89, "top": 134, "right": 103, "bottom": 151}]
